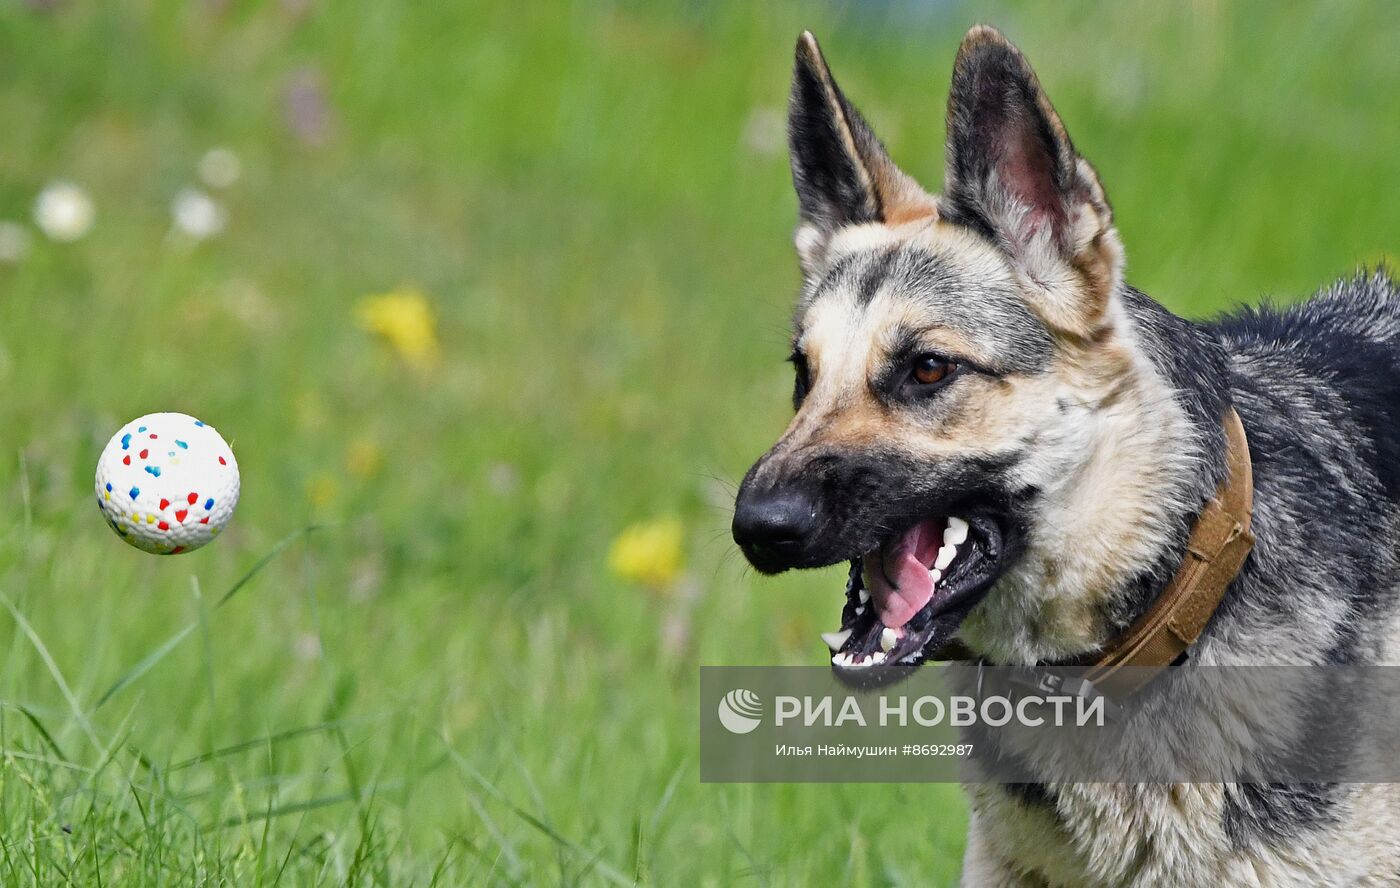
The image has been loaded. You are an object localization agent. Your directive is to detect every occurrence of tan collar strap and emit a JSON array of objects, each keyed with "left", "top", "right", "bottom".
[{"left": 935, "top": 408, "right": 1254, "bottom": 705}]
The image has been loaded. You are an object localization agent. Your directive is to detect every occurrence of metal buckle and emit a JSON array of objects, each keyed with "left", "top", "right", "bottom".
[{"left": 977, "top": 661, "right": 1121, "bottom": 723}]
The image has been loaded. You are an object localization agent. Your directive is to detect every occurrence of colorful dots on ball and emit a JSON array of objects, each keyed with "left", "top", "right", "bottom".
[{"left": 95, "top": 413, "right": 240, "bottom": 555}]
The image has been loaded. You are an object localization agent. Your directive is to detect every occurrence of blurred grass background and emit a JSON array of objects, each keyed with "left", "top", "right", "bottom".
[{"left": 0, "top": 0, "right": 1396, "bottom": 884}]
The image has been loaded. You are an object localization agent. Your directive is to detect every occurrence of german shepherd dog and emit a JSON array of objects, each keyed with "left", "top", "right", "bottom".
[{"left": 732, "top": 26, "right": 1400, "bottom": 886}]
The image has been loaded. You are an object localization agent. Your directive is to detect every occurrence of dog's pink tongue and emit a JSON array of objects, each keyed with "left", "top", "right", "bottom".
[{"left": 863, "top": 518, "right": 943, "bottom": 629}]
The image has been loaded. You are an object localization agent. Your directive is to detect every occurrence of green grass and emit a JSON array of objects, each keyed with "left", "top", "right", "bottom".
[{"left": 0, "top": 0, "right": 1396, "bottom": 883}]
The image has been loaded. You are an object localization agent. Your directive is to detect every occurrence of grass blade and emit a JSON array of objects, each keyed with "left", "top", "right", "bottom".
[
  {"left": 211, "top": 792, "right": 355, "bottom": 830},
  {"left": 441, "top": 738, "right": 635, "bottom": 887},
  {"left": 0, "top": 592, "right": 102, "bottom": 753},
  {"left": 91, "top": 624, "right": 196, "bottom": 712},
  {"left": 214, "top": 525, "right": 323, "bottom": 610},
  {"left": 92, "top": 525, "right": 322, "bottom": 713},
  {"left": 11, "top": 703, "right": 68, "bottom": 763},
  {"left": 169, "top": 720, "right": 353, "bottom": 772}
]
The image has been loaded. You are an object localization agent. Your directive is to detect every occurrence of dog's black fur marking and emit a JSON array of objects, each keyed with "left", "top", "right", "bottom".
[
  {"left": 855, "top": 247, "right": 901, "bottom": 307},
  {"left": 1003, "top": 780, "right": 1055, "bottom": 812},
  {"left": 1222, "top": 784, "right": 1340, "bottom": 851}
]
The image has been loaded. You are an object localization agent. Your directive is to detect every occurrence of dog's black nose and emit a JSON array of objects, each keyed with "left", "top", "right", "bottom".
[{"left": 732, "top": 488, "right": 817, "bottom": 571}]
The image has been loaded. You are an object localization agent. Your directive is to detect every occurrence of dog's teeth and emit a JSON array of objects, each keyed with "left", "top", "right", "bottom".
[
  {"left": 834, "top": 650, "right": 887, "bottom": 671},
  {"left": 945, "top": 517, "right": 969, "bottom": 546},
  {"left": 858, "top": 588, "right": 870, "bottom": 604},
  {"left": 880, "top": 627, "right": 898, "bottom": 652},
  {"left": 934, "top": 543, "right": 956, "bottom": 571},
  {"left": 822, "top": 629, "right": 852, "bottom": 652},
  {"left": 928, "top": 569, "right": 941, "bottom": 584},
  {"left": 855, "top": 605, "right": 866, "bottom": 616}
]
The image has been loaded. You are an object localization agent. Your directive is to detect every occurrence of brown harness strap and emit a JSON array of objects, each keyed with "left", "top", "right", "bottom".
[{"left": 933, "top": 408, "right": 1255, "bottom": 704}]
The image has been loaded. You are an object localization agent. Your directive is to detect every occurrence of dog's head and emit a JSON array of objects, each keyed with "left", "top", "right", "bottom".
[{"left": 734, "top": 27, "right": 1199, "bottom": 683}]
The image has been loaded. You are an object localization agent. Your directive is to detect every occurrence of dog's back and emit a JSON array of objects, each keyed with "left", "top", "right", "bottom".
[
  {"left": 1213, "top": 271, "right": 1400, "bottom": 669},
  {"left": 1220, "top": 271, "right": 1400, "bottom": 511}
]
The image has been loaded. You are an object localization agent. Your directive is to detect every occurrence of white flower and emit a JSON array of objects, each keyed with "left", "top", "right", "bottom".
[
  {"left": 34, "top": 181, "right": 95, "bottom": 242},
  {"left": 293, "top": 632, "right": 322, "bottom": 661},
  {"left": 171, "top": 187, "right": 227, "bottom": 240},
  {"left": 198, "top": 147, "right": 242, "bottom": 189},
  {"left": 485, "top": 461, "right": 521, "bottom": 495},
  {"left": 0, "top": 222, "right": 31, "bottom": 263}
]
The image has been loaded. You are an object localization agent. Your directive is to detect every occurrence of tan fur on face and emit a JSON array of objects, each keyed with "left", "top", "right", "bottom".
[
  {"left": 783, "top": 24, "right": 1181, "bottom": 665},
  {"left": 785, "top": 216, "right": 1197, "bottom": 666},
  {"left": 785, "top": 224, "right": 1022, "bottom": 458}
]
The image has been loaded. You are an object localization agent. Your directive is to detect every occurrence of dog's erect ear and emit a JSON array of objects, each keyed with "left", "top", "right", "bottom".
[
  {"left": 942, "top": 26, "right": 1123, "bottom": 336},
  {"left": 788, "top": 32, "right": 935, "bottom": 276}
]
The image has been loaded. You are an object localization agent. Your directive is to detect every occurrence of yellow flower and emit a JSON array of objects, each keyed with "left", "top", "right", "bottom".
[
  {"left": 307, "top": 473, "right": 338, "bottom": 508},
  {"left": 355, "top": 285, "right": 440, "bottom": 370},
  {"left": 345, "top": 436, "right": 384, "bottom": 479},
  {"left": 607, "top": 518, "right": 684, "bottom": 589}
]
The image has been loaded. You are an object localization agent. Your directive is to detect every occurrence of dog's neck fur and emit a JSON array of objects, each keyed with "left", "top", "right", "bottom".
[{"left": 960, "top": 284, "right": 1237, "bottom": 667}]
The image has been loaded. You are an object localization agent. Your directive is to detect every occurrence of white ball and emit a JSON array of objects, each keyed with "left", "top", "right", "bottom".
[{"left": 95, "top": 412, "right": 240, "bottom": 554}]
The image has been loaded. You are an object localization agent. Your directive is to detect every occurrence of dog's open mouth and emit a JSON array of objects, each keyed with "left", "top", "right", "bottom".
[{"left": 823, "top": 513, "right": 1004, "bottom": 687}]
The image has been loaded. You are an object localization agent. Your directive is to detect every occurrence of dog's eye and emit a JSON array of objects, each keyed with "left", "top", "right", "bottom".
[
  {"left": 912, "top": 355, "right": 957, "bottom": 386},
  {"left": 789, "top": 350, "right": 811, "bottom": 408}
]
